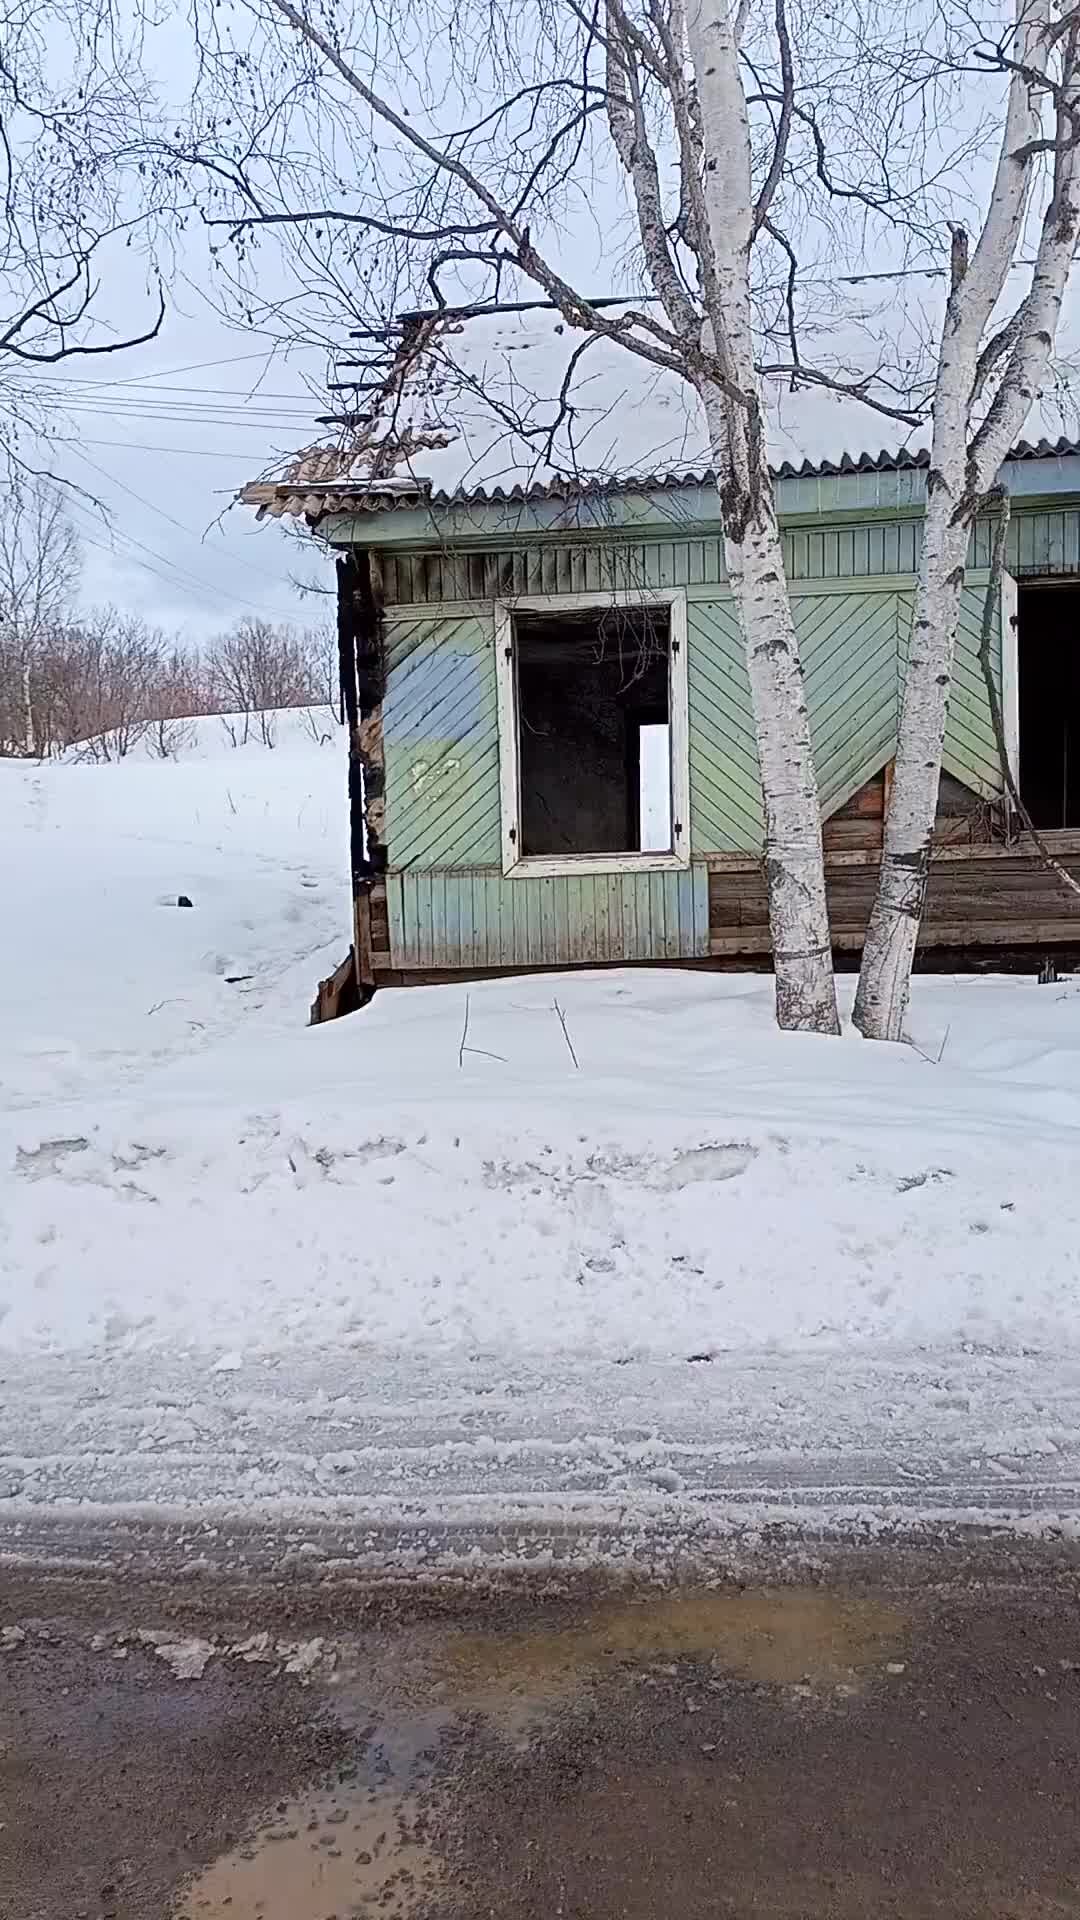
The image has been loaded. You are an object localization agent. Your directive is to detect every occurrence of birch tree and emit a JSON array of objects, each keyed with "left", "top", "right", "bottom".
[
  {"left": 855, "top": 0, "right": 1080, "bottom": 1041},
  {"left": 164, "top": 0, "right": 961, "bottom": 1036}
]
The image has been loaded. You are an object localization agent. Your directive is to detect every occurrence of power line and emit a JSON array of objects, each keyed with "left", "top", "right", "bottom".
[
  {"left": 61, "top": 399, "right": 317, "bottom": 419},
  {"left": 63, "top": 494, "right": 302, "bottom": 623},
  {"left": 65, "top": 446, "right": 296, "bottom": 590},
  {"left": 78, "top": 438, "right": 265, "bottom": 458},
  {"left": 58, "top": 380, "right": 322, "bottom": 402},
  {"left": 34, "top": 348, "right": 327, "bottom": 387},
  {"left": 58, "top": 408, "right": 316, "bottom": 434}
]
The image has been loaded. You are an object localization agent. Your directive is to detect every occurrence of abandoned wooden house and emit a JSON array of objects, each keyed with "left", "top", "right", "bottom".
[{"left": 243, "top": 438, "right": 1080, "bottom": 1006}]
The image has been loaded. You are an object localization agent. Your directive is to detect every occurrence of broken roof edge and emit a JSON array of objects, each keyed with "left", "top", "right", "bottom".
[{"left": 240, "top": 435, "right": 1080, "bottom": 530}]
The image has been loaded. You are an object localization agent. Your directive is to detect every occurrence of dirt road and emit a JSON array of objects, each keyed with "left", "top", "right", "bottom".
[{"left": 4, "top": 1541, "right": 1080, "bottom": 1919}]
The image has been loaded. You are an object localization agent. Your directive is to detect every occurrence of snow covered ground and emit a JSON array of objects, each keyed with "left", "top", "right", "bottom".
[{"left": 4, "top": 714, "right": 1080, "bottom": 1563}]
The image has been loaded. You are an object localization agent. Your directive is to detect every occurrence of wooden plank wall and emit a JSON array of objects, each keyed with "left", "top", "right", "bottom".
[
  {"left": 707, "top": 838, "right": 1080, "bottom": 955},
  {"left": 368, "top": 515, "right": 1024, "bottom": 974},
  {"left": 376, "top": 508, "right": 1080, "bottom": 607},
  {"left": 380, "top": 577, "right": 1002, "bottom": 872},
  {"left": 369, "top": 836, "right": 1080, "bottom": 981},
  {"left": 383, "top": 866, "right": 711, "bottom": 970}
]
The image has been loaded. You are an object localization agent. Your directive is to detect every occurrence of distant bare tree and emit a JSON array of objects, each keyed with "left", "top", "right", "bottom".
[
  {"left": 55, "top": 612, "right": 168, "bottom": 760},
  {"left": 142, "top": 643, "right": 216, "bottom": 756},
  {"left": 206, "top": 617, "right": 321, "bottom": 743},
  {"left": 0, "top": 478, "right": 80, "bottom": 755},
  {"left": 300, "top": 623, "right": 338, "bottom": 708}
]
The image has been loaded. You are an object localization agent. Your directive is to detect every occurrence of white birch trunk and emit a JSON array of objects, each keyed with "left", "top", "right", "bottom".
[
  {"left": 687, "top": 0, "right": 838, "bottom": 1034},
  {"left": 22, "top": 659, "right": 34, "bottom": 757},
  {"left": 855, "top": 0, "right": 1064, "bottom": 1041},
  {"left": 698, "top": 383, "right": 838, "bottom": 1031},
  {"left": 853, "top": 498, "right": 969, "bottom": 1039}
]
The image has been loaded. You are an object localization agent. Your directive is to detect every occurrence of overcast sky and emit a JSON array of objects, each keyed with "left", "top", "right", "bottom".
[
  {"left": 22, "top": 254, "right": 336, "bottom": 641},
  {"left": 30, "top": 273, "right": 1075, "bottom": 644},
  {"left": 18, "top": 0, "right": 1080, "bottom": 644}
]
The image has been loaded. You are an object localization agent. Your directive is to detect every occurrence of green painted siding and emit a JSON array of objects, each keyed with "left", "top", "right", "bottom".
[
  {"left": 349, "top": 472, "right": 1047, "bottom": 970},
  {"left": 386, "top": 866, "right": 710, "bottom": 969},
  {"left": 687, "top": 586, "right": 914, "bottom": 851},
  {"left": 381, "top": 580, "right": 1004, "bottom": 875},
  {"left": 943, "top": 588, "right": 1001, "bottom": 797},
  {"left": 801, "top": 589, "right": 903, "bottom": 815},
  {"left": 375, "top": 508, "right": 1075, "bottom": 609},
  {"left": 1007, "top": 507, "right": 1080, "bottom": 575},
  {"left": 382, "top": 608, "right": 501, "bottom": 868},
  {"left": 687, "top": 597, "right": 763, "bottom": 852}
]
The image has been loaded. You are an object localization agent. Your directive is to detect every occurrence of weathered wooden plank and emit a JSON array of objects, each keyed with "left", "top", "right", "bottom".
[
  {"left": 377, "top": 508, "right": 1080, "bottom": 613},
  {"left": 386, "top": 867, "right": 711, "bottom": 967}
]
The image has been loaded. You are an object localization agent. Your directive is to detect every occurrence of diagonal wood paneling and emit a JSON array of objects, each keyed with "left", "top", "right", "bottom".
[
  {"left": 688, "top": 588, "right": 905, "bottom": 850},
  {"left": 944, "top": 585, "right": 1001, "bottom": 797},
  {"left": 894, "top": 584, "right": 1002, "bottom": 800},
  {"left": 687, "top": 596, "right": 765, "bottom": 851},
  {"left": 382, "top": 580, "right": 1005, "bottom": 880},
  {"left": 800, "top": 590, "right": 900, "bottom": 815},
  {"left": 382, "top": 610, "right": 502, "bottom": 867}
]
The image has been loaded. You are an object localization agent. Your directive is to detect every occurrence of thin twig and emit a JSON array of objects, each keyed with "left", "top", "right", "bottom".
[
  {"left": 906, "top": 1022, "right": 950, "bottom": 1066},
  {"left": 458, "top": 992, "right": 470, "bottom": 1069},
  {"left": 553, "top": 997, "right": 580, "bottom": 1070},
  {"left": 977, "top": 490, "right": 1080, "bottom": 903}
]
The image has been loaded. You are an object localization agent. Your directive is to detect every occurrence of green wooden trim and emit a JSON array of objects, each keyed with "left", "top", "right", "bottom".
[
  {"left": 325, "top": 452, "right": 1080, "bottom": 549},
  {"left": 387, "top": 864, "right": 710, "bottom": 967}
]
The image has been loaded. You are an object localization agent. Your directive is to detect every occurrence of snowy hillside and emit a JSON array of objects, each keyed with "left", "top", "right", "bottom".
[
  {"left": 2, "top": 707, "right": 347, "bottom": 1108},
  {"left": 4, "top": 719, "right": 1080, "bottom": 1552}
]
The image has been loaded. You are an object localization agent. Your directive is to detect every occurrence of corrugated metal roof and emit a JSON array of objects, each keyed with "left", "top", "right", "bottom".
[{"left": 241, "top": 435, "right": 1080, "bottom": 521}]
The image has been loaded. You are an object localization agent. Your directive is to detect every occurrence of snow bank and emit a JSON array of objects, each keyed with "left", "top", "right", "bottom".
[
  {"left": 4, "top": 965, "right": 1080, "bottom": 1361},
  {"left": 4, "top": 729, "right": 1080, "bottom": 1536}
]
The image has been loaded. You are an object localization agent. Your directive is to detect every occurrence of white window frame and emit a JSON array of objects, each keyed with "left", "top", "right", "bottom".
[{"left": 494, "top": 587, "right": 691, "bottom": 879}]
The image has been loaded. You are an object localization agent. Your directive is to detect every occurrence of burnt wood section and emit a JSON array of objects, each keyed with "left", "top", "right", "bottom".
[
  {"left": 310, "top": 949, "right": 359, "bottom": 1024},
  {"left": 337, "top": 549, "right": 386, "bottom": 998}
]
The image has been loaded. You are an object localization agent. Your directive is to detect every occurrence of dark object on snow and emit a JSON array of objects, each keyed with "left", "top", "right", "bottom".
[
  {"left": 177, "top": 895, "right": 193, "bottom": 909},
  {"left": 1039, "top": 956, "right": 1059, "bottom": 984},
  {"left": 224, "top": 974, "right": 254, "bottom": 985}
]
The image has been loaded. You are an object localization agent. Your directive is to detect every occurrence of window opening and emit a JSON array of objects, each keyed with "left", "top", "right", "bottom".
[
  {"left": 514, "top": 603, "right": 672, "bottom": 858},
  {"left": 1018, "top": 582, "right": 1080, "bottom": 828}
]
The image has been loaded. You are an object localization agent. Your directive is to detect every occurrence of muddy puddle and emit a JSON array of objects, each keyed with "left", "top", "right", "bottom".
[
  {"left": 176, "top": 1777, "right": 438, "bottom": 1919},
  {"left": 440, "top": 1583, "right": 908, "bottom": 1702},
  {"left": 174, "top": 1585, "right": 908, "bottom": 1918}
]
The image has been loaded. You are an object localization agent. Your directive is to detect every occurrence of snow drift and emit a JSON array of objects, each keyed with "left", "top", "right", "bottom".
[{"left": 3, "top": 715, "right": 1080, "bottom": 1543}]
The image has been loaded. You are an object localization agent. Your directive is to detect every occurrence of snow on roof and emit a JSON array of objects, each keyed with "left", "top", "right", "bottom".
[{"left": 242, "top": 309, "right": 1080, "bottom": 517}]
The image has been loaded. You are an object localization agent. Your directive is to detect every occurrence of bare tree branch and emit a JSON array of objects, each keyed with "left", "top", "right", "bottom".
[
  {"left": 207, "top": 209, "right": 502, "bottom": 240},
  {"left": 752, "top": 0, "right": 794, "bottom": 238}
]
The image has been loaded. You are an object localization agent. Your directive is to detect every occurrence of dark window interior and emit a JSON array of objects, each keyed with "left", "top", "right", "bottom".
[
  {"left": 1019, "top": 583, "right": 1080, "bottom": 828},
  {"left": 515, "top": 605, "right": 671, "bottom": 858}
]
